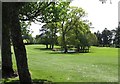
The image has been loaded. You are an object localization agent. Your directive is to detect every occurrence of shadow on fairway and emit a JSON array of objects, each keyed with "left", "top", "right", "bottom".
[
  {"left": 34, "top": 48, "right": 52, "bottom": 51},
  {"left": 3, "top": 79, "right": 52, "bottom": 84},
  {"left": 34, "top": 48, "right": 93, "bottom": 54},
  {"left": 49, "top": 51, "right": 77, "bottom": 54},
  {"left": 3, "top": 78, "right": 119, "bottom": 84}
]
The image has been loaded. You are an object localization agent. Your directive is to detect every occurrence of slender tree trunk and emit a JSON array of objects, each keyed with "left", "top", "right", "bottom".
[
  {"left": 49, "top": 44, "right": 52, "bottom": 49},
  {"left": 2, "top": 3, "right": 15, "bottom": 78},
  {"left": 52, "top": 23, "right": 57, "bottom": 49},
  {"left": 61, "top": 21, "right": 68, "bottom": 53},
  {"left": 46, "top": 44, "right": 48, "bottom": 49},
  {"left": 7, "top": 3, "right": 32, "bottom": 83},
  {"left": 62, "top": 33, "right": 67, "bottom": 53},
  {"left": 76, "top": 45, "right": 80, "bottom": 53},
  {"left": 51, "top": 44, "right": 54, "bottom": 49}
]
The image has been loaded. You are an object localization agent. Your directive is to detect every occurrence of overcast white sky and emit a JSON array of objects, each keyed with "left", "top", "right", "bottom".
[{"left": 30, "top": 0, "right": 119, "bottom": 37}]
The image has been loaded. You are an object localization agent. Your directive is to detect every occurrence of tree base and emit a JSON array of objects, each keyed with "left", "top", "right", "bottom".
[{"left": 2, "top": 66, "right": 18, "bottom": 78}]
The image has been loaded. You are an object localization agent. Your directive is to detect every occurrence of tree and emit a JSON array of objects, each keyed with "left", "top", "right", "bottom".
[
  {"left": 2, "top": 4, "right": 15, "bottom": 77},
  {"left": 39, "top": 24, "right": 52, "bottom": 49},
  {"left": 58, "top": 6, "right": 89, "bottom": 53},
  {"left": 66, "top": 21, "right": 93, "bottom": 53},
  {"left": 3, "top": 2, "right": 32, "bottom": 83},
  {"left": 94, "top": 31, "right": 103, "bottom": 46},
  {"left": 112, "top": 23, "right": 120, "bottom": 48},
  {"left": 87, "top": 33, "right": 98, "bottom": 46},
  {"left": 39, "top": 23, "right": 58, "bottom": 49},
  {"left": 2, "top": 2, "right": 54, "bottom": 82},
  {"left": 34, "top": 1, "right": 70, "bottom": 52},
  {"left": 102, "top": 28, "right": 113, "bottom": 47}
]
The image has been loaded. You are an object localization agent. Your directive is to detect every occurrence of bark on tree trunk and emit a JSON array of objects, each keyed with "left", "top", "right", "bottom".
[
  {"left": 2, "top": 3, "right": 15, "bottom": 78},
  {"left": 76, "top": 45, "right": 80, "bottom": 53},
  {"left": 51, "top": 44, "right": 54, "bottom": 49},
  {"left": 62, "top": 33, "right": 67, "bottom": 53},
  {"left": 49, "top": 44, "right": 52, "bottom": 49},
  {"left": 46, "top": 44, "right": 48, "bottom": 49},
  {"left": 2, "top": 25, "right": 14, "bottom": 78},
  {"left": 7, "top": 3, "right": 32, "bottom": 83}
]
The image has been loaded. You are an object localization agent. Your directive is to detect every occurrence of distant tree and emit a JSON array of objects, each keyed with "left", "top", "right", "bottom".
[
  {"left": 58, "top": 6, "right": 86, "bottom": 53},
  {"left": 66, "top": 21, "right": 95, "bottom": 53},
  {"left": 35, "top": 35, "right": 41, "bottom": 44},
  {"left": 112, "top": 24, "right": 120, "bottom": 48},
  {"left": 57, "top": 6, "right": 94, "bottom": 53},
  {"left": 102, "top": 28, "right": 113, "bottom": 47},
  {"left": 94, "top": 31, "right": 103, "bottom": 46},
  {"left": 87, "top": 33, "right": 98, "bottom": 46},
  {"left": 39, "top": 24, "right": 52, "bottom": 49},
  {"left": 40, "top": 23, "right": 58, "bottom": 49}
]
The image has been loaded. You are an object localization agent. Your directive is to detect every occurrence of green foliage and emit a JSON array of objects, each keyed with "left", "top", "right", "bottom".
[
  {"left": 20, "top": 21, "right": 32, "bottom": 35},
  {"left": 95, "top": 28, "right": 113, "bottom": 47},
  {"left": 112, "top": 25, "right": 120, "bottom": 48},
  {"left": 19, "top": 2, "right": 98, "bottom": 51},
  {"left": 19, "top": 2, "right": 53, "bottom": 22},
  {"left": 102, "top": 28, "right": 113, "bottom": 46},
  {"left": 57, "top": 6, "right": 94, "bottom": 52},
  {"left": 20, "top": 21, "right": 34, "bottom": 44},
  {"left": 87, "top": 33, "right": 98, "bottom": 46}
]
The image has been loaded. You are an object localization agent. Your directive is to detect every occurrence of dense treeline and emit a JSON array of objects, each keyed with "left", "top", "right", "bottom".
[{"left": 94, "top": 25, "right": 120, "bottom": 48}]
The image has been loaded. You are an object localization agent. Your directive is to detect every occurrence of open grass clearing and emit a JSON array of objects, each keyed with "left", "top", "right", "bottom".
[{"left": 11, "top": 45, "right": 118, "bottom": 82}]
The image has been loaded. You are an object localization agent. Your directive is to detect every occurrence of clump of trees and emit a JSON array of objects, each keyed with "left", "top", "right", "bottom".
[
  {"left": 35, "top": 3, "right": 97, "bottom": 53},
  {"left": 94, "top": 25, "right": 120, "bottom": 48}
]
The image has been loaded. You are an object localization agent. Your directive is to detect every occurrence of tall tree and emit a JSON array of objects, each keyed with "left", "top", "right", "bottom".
[
  {"left": 102, "top": 28, "right": 113, "bottom": 47},
  {"left": 2, "top": 2, "right": 18, "bottom": 78},
  {"left": 58, "top": 6, "right": 87, "bottom": 53},
  {"left": 57, "top": 2, "right": 71, "bottom": 53},
  {"left": 3, "top": 2, "right": 32, "bottom": 83},
  {"left": 112, "top": 24, "right": 120, "bottom": 48},
  {"left": 94, "top": 31, "right": 103, "bottom": 46},
  {"left": 2, "top": 8, "right": 14, "bottom": 78},
  {"left": 39, "top": 23, "right": 58, "bottom": 49}
]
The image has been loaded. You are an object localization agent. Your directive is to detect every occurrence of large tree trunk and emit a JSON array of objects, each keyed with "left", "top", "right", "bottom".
[
  {"left": 5, "top": 3, "right": 32, "bottom": 83},
  {"left": 2, "top": 24, "right": 14, "bottom": 78},
  {"left": 2, "top": 3, "right": 15, "bottom": 78}
]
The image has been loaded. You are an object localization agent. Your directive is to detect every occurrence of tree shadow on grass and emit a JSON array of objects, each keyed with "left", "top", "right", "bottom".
[
  {"left": 48, "top": 50, "right": 91, "bottom": 55},
  {"left": 48, "top": 51, "right": 77, "bottom": 54},
  {"left": 34, "top": 48, "right": 52, "bottom": 51},
  {"left": 3, "top": 79, "right": 53, "bottom": 84},
  {"left": 2, "top": 78, "right": 119, "bottom": 84},
  {"left": 34, "top": 48, "right": 93, "bottom": 55}
]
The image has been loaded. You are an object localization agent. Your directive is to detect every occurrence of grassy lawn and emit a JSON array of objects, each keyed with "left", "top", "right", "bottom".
[{"left": 12, "top": 45, "right": 118, "bottom": 82}]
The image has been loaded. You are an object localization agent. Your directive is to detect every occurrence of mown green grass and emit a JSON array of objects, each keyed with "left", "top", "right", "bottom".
[{"left": 12, "top": 45, "right": 118, "bottom": 82}]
